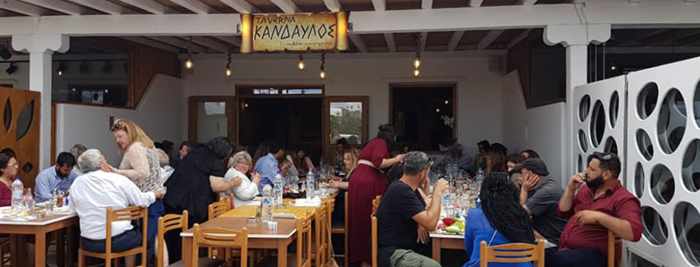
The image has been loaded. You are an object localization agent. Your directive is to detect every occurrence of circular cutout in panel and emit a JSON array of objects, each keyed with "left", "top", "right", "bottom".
[
  {"left": 610, "top": 91, "right": 620, "bottom": 128},
  {"left": 578, "top": 130, "right": 588, "bottom": 152},
  {"left": 590, "top": 100, "right": 606, "bottom": 147},
  {"left": 657, "top": 89, "right": 687, "bottom": 154},
  {"left": 579, "top": 95, "right": 591, "bottom": 122},
  {"left": 577, "top": 154, "right": 583, "bottom": 173},
  {"left": 604, "top": 136, "right": 618, "bottom": 155},
  {"left": 642, "top": 206, "right": 668, "bottom": 245},
  {"left": 674, "top": 202, "right": 700, "bottom": 265},
  {"left": 637, "top": 82, "right": 659, "bottom": 120},
  {"left": 694, "top": 80, "right": 700, "bottom": 128},
  {"left": 651, "top": 164, "right": 675, "bottom": 204},
  {"left": 681, "top": 139, "right": 700, "bottom": 192},
  {"left": 636, "top": 129, "right": 654, "bottom": 161},
  {"left": 635, "top": 163, "right": 644, "bottom": 198}
]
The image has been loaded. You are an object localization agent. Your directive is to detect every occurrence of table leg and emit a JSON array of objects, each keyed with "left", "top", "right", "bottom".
[
  {"left": 182, "top": 237, "right": 192, "bottom": 267},
  {"left": 9, "top": 236, "right": 18, "bottom": 267},
  {"left": 57, "top": 230, "right": 66, "bottom": 267},
  {"left": 432, "top": 238, "right": 441, "bottom": 262},
  {"left": 277, "top": 241, "right": 288, "bottom": 267},
  {"left": 35, "top": 232, "right": 46, "bottom": 267}
]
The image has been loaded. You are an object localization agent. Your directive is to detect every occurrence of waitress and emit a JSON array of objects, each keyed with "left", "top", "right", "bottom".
[
  {"left": 102, "top": 119, "right": 165, "bottom": 265},
  {"left": 347, "top": 124, "right": 404, "bottom": 267}
]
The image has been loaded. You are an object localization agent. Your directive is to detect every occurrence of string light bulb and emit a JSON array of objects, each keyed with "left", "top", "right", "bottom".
[
  {"left": 185, "top": 37, "right": 194, "bottom": 70},
  {"left": 413, "top": 57, "right": 421, "bottom": 69},
  {"left": 413, "top": 68, "right": 420, "bottom": 77},
  {"left": 298, "top": 54, "right": 305, "bottom": 70},
  {"left": 320, "top": 53, "right": 327, "bottom": 80},
  {"left": 225, "top": 50, "right": 232, "bottom": 77}
]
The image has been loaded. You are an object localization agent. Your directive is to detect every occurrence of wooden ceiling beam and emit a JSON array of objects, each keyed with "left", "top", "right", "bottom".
[
  {"left": 65, "top": 0, "right": 127, "bottom": 15},
  {"left": 20, "top": 0, "right": 85, "bottom": 15},
  {"left": 0, "top": 1, "right": 43, "bottom": 16},
  {"left": 219, "top": 0, "right": 255, "bottom": 13},
  {"left": 170, "top": 0, "right": 211, "bottom": 14},
  {"left": 478, "top": 30, "right": 504, "bottom": 50},
  {"left": 120, "top": 0, "right": 167, "bottom": 15},
  {"left": 447, "top": 31, "right": 464, "bottom": 51}
]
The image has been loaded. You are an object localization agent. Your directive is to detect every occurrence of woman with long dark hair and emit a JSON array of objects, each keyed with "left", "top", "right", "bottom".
[
  {"left": 348, "top": 124, "right": 405, "bottom": 267},
  {"left": 463, "top": 172, "right": 535, "bottom": 267}
]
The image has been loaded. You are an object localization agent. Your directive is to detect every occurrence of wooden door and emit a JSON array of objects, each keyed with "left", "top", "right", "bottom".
[{"left": 0, "top": 86, "right": 41, "bottom": 189}]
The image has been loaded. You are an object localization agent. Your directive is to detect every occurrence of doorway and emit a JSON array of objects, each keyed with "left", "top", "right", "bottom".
[{"left": 237, "top": 86, "right": 324, "bottom": 162}]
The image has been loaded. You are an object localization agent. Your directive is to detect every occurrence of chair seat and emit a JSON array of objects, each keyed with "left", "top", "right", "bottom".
[
  {"left": 80, "top": 247, "right": 143, "bottom": 259},
  {"left": 331, "top": 227, "right": 345, "bottom": 234}
]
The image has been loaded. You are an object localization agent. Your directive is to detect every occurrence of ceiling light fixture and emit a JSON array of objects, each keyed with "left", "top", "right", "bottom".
[
  {"left": 225, "top": 50, "right": 232, "bottom": 77},
  {"left": 298, "top": 54, "right": 305, "bottom": 70},
  {"left": 320, "top": 53, "right": 326, "bottom": 80},
  {"left": 185, "top": 37, "right": 194, "bottom": 70}
]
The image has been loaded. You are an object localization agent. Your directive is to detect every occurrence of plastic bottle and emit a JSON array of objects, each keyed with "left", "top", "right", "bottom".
[
  {"left": 273, "top": 174, "right": 284, "bottom": 207},
  {"left": 23, "top": 188, "right": 34, "bottom": 212},
  {"left": 11, "top": 178, "right": 24, "bottom": 211},
  {"left": 261, "top": 185, "right": 273, "bottom": 222},
  {"left": 306, "top": 171, "right": 316, "bottom": 199}
]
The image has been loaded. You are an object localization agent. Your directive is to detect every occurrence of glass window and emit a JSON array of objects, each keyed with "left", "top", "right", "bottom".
[
  {"left": 330, "top": 101, "right": 363, "bottom": 145},
  {"left": 196, "top": 101, "right": 228, "bottom": 143}
]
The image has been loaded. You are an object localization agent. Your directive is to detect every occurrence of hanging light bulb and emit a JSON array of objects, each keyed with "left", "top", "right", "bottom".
[
  {"left": 185, "top": 37, "right": 194, "bottom": 70},
  {"left": 413, "top": 68, "right": 420, "bottom": 77},
  {"left": 298, "top": 54, "right": 305, "bottom": 70},
  {"left": 413, "top": 57, "right": 421, "bottom": 69},
  {"left": 57, "top": 62, "right": 66, "bottom": 77},
  {"left": 185, "top": 56, "right": 193, "bottom": 69},
  {"left": 225, "top": 50, "right": 232, "bottom": 77},
  {"left": 320, "top": 53, "right": 326, "bottom": 79}
]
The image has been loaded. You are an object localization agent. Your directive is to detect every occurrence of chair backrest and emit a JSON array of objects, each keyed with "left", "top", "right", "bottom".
[
  {"left": 192, "top": 224, "right": 249, "bottom": 267},
  {"left": 608, "top": 230, "right": 621, "bottom": 267},
  {"left": 371, "top": 215, "right": 378, "bottom": 267},
  {"left": 208, "top": 198, "right": 232, "bottom": 219},
  {"left": 105, "top": 206, "right": 148, "bottom": 257},
  {"left": 315, "top": 199, "right": 331, "bottom": 265},
  {"left": 156, "top": 210, "right": 189, "bottom": 267},
  {"left": 479, "top": 239, "right": 545, "bottom": 267},
  {"left": 296, "top": 211, "right": 314, "bottom": 267},
  {"left": 371, "top": 195, "right": 381, "bottom": 215},
  {"left": 344, "top": 192, "right": 349, "bottom": 267}
]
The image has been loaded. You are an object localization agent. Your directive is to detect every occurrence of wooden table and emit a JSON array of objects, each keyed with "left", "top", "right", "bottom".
[
  {"left": 430, "top": 233, "right": 464, "bottom": 263},
  {"left": 222, "top": 203, "right": 318, "bottom": 219},
  {"left": 181, "top": 217, "right": 297, "bottom": 267},
  {"left": 0, "top": 210, "right": 79, "bottom": 267}
]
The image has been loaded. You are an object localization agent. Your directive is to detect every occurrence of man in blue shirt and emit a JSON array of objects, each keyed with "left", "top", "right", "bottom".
[
  {"left": 254, "top": 142, "right": 285, "bottom": 192},
  {"left": 35, "top": 152, "right": 78, "bottom": 202}
]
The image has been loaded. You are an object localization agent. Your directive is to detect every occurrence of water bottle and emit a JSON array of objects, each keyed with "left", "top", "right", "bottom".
[
  {"left": 261, "top": 185, "right": 273, "bottom": 222},
  {"left": 306, "top": 171, "right": 315, "bottom": 199},
  {"left": 442, "top": 192, "right": 451, "bottom": 217},
  {"left": 11, "top": 178, "right": 24, "bottom": 211},
  {"left": 22, "top": 188, "right": 35, "bottom": 212},
  {"left": 273, "top": 174, "right": 284, "bottom": 207}
]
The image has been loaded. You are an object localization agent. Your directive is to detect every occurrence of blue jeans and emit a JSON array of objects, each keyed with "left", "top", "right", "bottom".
[
  {"left": 81, "top": 228, "right": 142, "bottom": 253},
  {"left": 545, "top": 248, "right": 605, "bottom": 267},
  {"left": 147, "top": 200, "right": 164, "bottom": 261}
]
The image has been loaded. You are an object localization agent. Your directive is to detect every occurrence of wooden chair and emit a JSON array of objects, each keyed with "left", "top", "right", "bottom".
[
  {"left": 292, "top": 211, "right": 315, "bottom": 267},
  {"left": 78, "top": 206, "right": 148, "bottom": 267},
  {"left": 371, "top": 195, "right": 381, "bottom": 214},
  {"left": 156, "top": 211, "right": 189, "bottom": 267},
  {"left": 192, "top": 224, "right": 249, "bottom": 267},
  {"left": 340, "top": 192, "right": 349, "bottom": 267},
  {"left": 608, "top": 230, "right": 621, "bottom": 267},
  {"left": 208, "top": 197, "right": 232, "bottom": 219},
  {"left": 325, "top": 198, "right": 336, "bottom": 261},
  {"left": 479, "top": 239, "right": 545, "bottom": 267},
  {"left": 0, "top": 237, "right": 10, "bottom": 267},
  {"left": 371, "top": 215, "right": 378, "bottom": 267},
  {"left": 314, "top": 199, "right": 331, "bottom": 266},
  {"left": 208, "top": 198, "right": 233, "bottom": 260}
]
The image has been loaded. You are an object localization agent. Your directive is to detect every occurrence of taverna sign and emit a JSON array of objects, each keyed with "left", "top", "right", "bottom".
[{"left": 240, "top": 12, "right": 349, "bottom": 53}]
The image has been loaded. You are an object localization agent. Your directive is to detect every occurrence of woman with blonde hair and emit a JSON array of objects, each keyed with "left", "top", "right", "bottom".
[
  {"left": 223, "top": 151, "right": 261, "bottom": 207},
  {"left": 102, "top": 118, "right": 165, "bottom": 264},
  {"left": 329, "top": 147, "right": 359, "bottom": 190}
]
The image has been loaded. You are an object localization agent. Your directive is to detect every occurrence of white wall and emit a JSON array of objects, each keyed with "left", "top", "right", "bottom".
[
  {"left": 502, "top": 70, "right": 567, "bottom": 183},
  {"left": 55, "top": 74, "right": 184, "bottom": 165},
  {"left": 0, "top": 61, "right": 29, "bottom": 89},
  {"left": 182, "top": 52, "right": 505, "bottom": 152}
]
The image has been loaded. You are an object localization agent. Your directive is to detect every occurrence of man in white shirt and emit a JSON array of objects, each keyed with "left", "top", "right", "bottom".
[{"left": 70, "top": 149, "right": 163, "bottom": 256}]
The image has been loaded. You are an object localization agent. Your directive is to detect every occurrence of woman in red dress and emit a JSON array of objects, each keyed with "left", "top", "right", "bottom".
[
  {"left": 0, "top": 152, "right": 19, "bottom": 207},
  {"left": 348, "top": 124, "right": 404, "bottom": 266}
]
